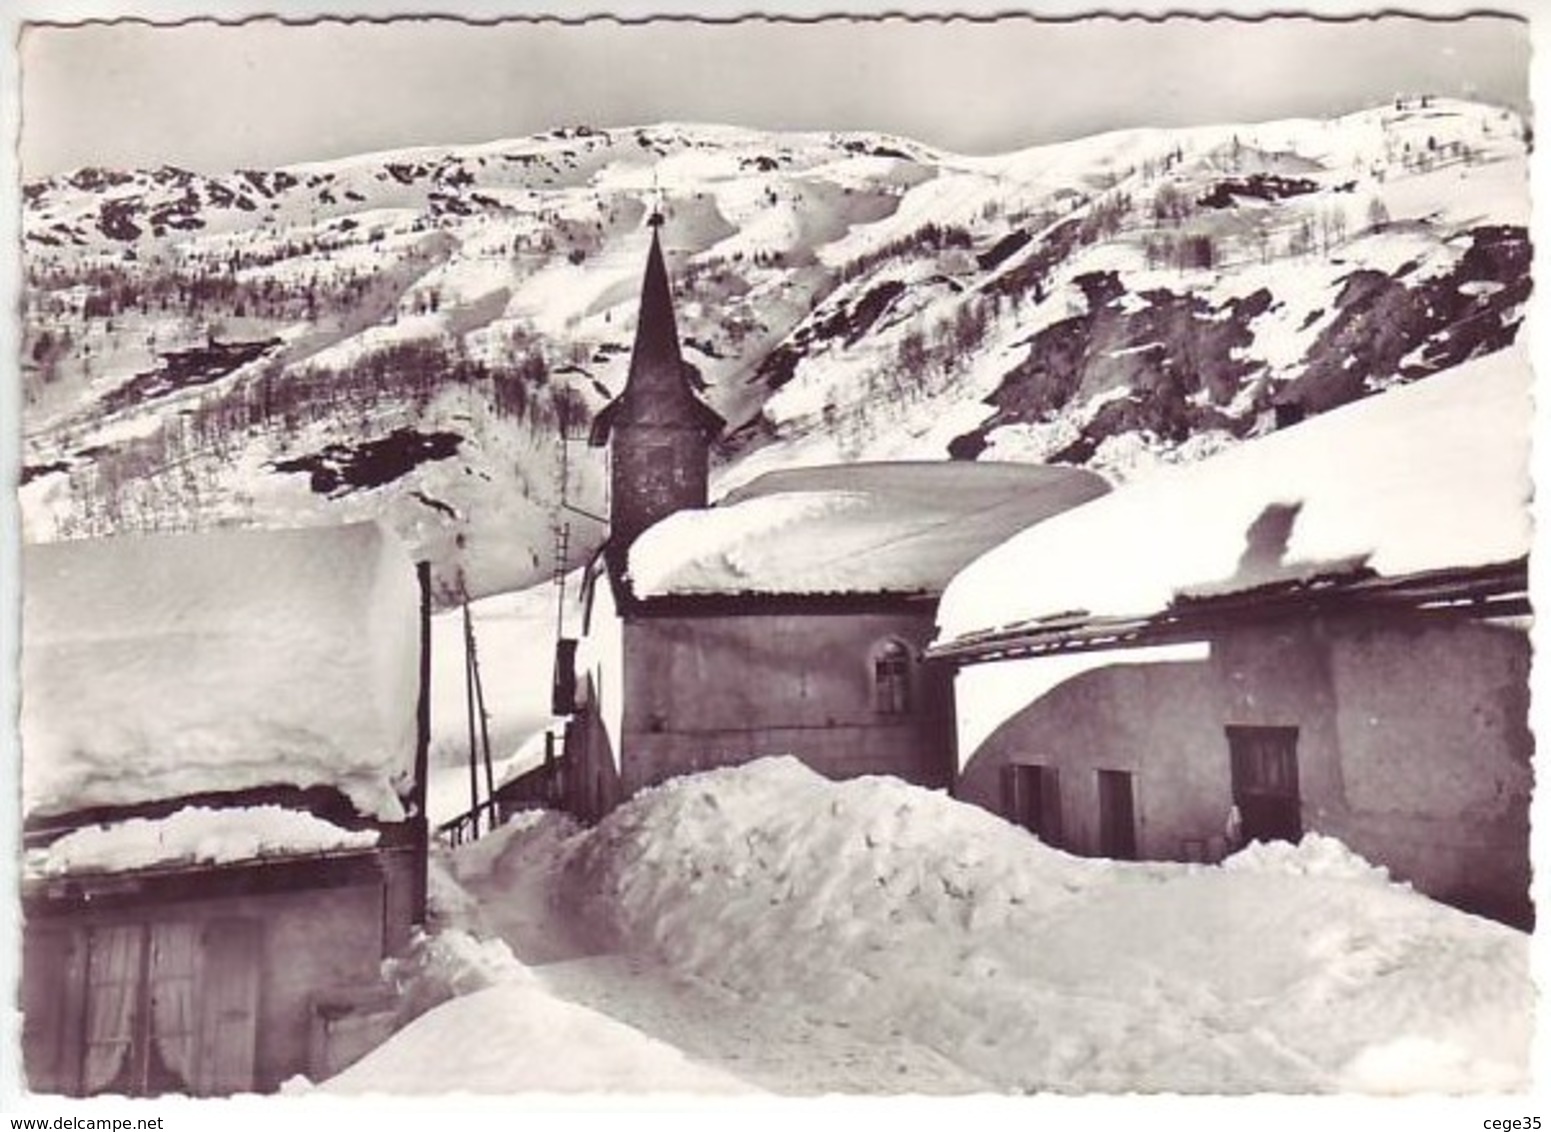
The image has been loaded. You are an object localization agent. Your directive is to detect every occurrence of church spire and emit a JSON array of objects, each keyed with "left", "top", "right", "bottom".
[
  {"left": 626, "top": 215, "right": 682, "bottom": 399},
  {"left": 589, "top": 210, "right": 724, "bottom": 553}
]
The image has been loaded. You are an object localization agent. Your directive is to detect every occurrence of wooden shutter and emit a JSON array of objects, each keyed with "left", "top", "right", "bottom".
[
  {"left": 1039, "top": 767, "right": 1064, "bottom": 849},
  {"left": 194, "top": 919, "right": 261, "bottom": 1096},
  {"left": 20, "top": 925, "right": 82, "bottom": 1095},
  {"left": 1000, "top": 764, "right": 1023, "bottom": 826}
]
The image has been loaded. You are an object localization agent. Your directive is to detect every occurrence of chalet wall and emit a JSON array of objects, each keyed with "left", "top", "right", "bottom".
[
  {"left": 23, "top": 876, "right": 393, "bottom": 1096},
  {"left": 956, "top": 647, "right": 1228, "bottom": 860},
  {"left": 617, "top": 609, "right": 954, "bottom": 794},
  {"left": 956, "top": 613, "right": 1531, "bottom": 925},
  {"left": 1320, "top": 618, "right": 1531, "bottom": 920},
  {"left": 256, "top": 883, "right": 386, "bottom": 1089},
  {"left": 377, "top": 846, "right": 421, "bottom": 956}
]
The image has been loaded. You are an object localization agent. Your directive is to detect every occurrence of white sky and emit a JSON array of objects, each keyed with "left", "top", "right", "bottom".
[{"left": 15, "top": 10, "right": 1531, "bottom": 176}]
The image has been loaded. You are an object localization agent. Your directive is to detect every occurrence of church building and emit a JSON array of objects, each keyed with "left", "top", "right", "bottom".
[{"left": 550, "top": 214, "right": 1107, "bottom": 820}]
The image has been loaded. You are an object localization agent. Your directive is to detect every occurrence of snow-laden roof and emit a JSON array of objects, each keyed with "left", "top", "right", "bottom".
[
  {"left": 24, "top": 805, "right": 381, "bottom": 880},
  {"left": 628, "top": 462, "right": 1109, "bottom": 598},
  {"left": 22, "top": 521, "right": 422, "bottom": 822},
  {"left": 937, "top": 345, "right": 1531, "bottom": 644}
]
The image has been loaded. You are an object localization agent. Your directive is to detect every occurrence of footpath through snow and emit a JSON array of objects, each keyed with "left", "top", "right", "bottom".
[{"left": 326, "top": 758, "right": 1532, "bottom": 1095}]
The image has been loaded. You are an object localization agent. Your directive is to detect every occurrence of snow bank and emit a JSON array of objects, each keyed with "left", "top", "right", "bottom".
[
  {"left": 444, "top": 808, "right": 567, "bottom": 887},
  {"left": 1222, "top": 831, "right": 1394, "bottom": 885},
  {"left": 324, "top": 857, "right": 752, "bottom": 1096},
  {"left": 318, "top": 980, "right": 754, "bottom": 1095},
  {"left": 23, "top": 805, "right": 379, "bottom": 878},
  {"left": 565, "top": 758, "right": 1530, "bottom": 1093},
  {"left": 22, "top": 522, "right": 421, "bottom": 821},
  {"left": 384, "top": 927, "right": 535, "bottom": 1021},
  {"left": 630, "top": 462, "right": 1107, "bottom": 597},
  {"left": 938, "top": 346, "right": 1531, "bottom": 640}
]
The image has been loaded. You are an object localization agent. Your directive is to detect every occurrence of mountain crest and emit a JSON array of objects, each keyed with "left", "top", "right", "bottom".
[{"left": 19, "top": 97, "right": 1530, "bottom": 599}]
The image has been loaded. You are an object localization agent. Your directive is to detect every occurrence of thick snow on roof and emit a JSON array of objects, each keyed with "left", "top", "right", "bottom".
[
  {"left": 24, "top": 805, "right": 380, "bottom": 880},
  {"left": 629, "top": 462, "right": 1108, "bottom": 598},
  {"left": 937, "top": 345, "right": 1532, "bottom": 642},
  {"left": 22, "top": 522, "right": 421, "bottom": 822}
]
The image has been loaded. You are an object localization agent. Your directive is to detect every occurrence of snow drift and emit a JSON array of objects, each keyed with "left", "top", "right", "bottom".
[
  {"left": 563, "top": 757, "right": 1530, "bottom": 1093},
  {"left": 313, "top": 875, "right": 753, "bottom": 1095},
  {"left": 21, "top": 521, "right": 421, "bottom": 821},
  {"left": 317, "top": 979, "right": 754, "bottom": 1095}
]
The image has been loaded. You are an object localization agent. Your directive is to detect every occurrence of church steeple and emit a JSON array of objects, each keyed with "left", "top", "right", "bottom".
[{"left": 589, "top": 212, "right": 723, "bottom": 553}]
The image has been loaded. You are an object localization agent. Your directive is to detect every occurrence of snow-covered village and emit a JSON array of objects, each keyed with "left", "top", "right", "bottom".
[{"left": 3, "top": 6, "right": 1544, "bottom": 1118}]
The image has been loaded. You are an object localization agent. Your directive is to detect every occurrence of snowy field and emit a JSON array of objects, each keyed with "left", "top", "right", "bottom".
[{"left": 308, "top": 758, "right": 1531, "bottom": 1096}]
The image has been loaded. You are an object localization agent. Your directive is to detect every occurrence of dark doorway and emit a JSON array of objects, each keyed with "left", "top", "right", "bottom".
[
  {"left": 1002, "top": 763, "right": 1063, "bottom": 847},
  {"left": 1226, "top": 725, "right": 1302, "bottom": 844},
  {"left": 1097, "top": 769, "right": 1138, "bottom": 859}
]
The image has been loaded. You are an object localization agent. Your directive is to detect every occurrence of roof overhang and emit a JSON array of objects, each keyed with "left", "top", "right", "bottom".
[
  {"left": 21, "top": 842, "right": 409, "bottom": 917},
  {"left": 621, "top": 587, "right": 940, "bottom": 618},
  {"left": 928, "top": 558, "right": 1530, "bottom": 666},
  {"left": 22, "top": 782, "right": 385, "bottom": 846}
]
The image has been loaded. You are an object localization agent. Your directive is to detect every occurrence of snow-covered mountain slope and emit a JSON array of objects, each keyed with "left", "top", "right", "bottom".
[{"left": 18, "top": 98, "right": 1530, "bottom": 601}]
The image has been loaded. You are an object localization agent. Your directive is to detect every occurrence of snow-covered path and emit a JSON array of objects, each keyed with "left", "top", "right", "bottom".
[
  {"left": 452, "top": 812, "right": 989, "bottom": 1093},
  {"left": 347, "top": 760, "right": 1529, "bottom": 1096},
  {"left": 538, "top": 955, "right": 988, "bottom": 1094}
]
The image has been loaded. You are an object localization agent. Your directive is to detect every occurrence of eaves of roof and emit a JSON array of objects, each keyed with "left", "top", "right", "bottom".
[{"left": 928, "top": 558, "right": 1531, "bottom": 666}]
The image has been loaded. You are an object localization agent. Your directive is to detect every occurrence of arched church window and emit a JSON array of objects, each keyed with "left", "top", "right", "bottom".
[{"left": 873, "top": 640, "right": 912, "bottom": 715}]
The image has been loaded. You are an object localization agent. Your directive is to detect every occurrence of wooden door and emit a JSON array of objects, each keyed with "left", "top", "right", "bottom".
[
  {"left": 1227, "top": 725, "right": 1302, "bottom": 844},
  {"left": 21, "top": 926, "right": 84, "bottom": 1094},
  {"left": 1002, "top": 763, "right": 1063, "bottom": 847},
  {"left": 1097, "top": 769, "right": 1138, "bottom": 860},
  {"left": 194, "top": 918, "right": 261, "bottom": 1096}
]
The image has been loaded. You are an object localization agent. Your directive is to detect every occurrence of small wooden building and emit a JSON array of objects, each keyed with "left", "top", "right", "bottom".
[
  {"left": 555, "top": 217, "right": 1107, "bottom": 819},
  {"left": 930, "top": 348, "right": 1533, "bottom": 927},
  {"left": 19, "top": 523, "right": 432, "bottom": 1095}
]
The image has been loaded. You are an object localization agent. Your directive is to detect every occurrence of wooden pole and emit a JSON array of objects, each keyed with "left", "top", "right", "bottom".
[
  {"left": 412, "top": 560, "right": 432, "bottom": 925},
  {"left": 462, "top": 600, "right": 481, "bottom": 839},
  {"left": 468, "top": 616, "right": 498, "bottom": 825}
]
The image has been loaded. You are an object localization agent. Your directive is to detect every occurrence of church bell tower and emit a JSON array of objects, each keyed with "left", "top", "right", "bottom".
[{"left": 588, "top": 211, "right": 723, "bottom": 552}]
